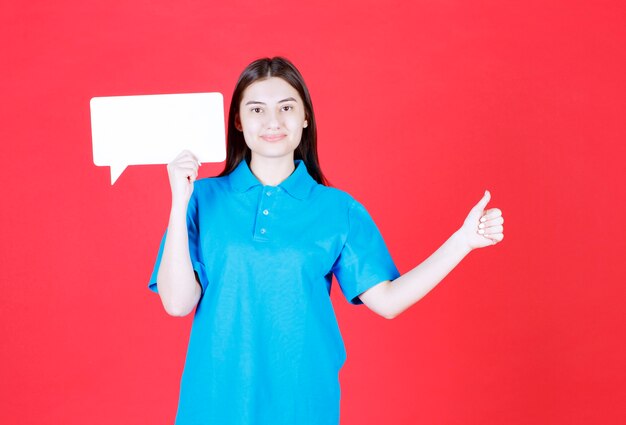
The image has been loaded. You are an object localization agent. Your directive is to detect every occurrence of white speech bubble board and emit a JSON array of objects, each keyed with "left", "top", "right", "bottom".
[{"left": 90, "top": 92, "right": 226, "bottom": 184}]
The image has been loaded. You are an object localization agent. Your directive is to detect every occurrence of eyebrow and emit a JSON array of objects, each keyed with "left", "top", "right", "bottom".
[{"left": 244, "top": 97, "right": 298, "bottom": 106}]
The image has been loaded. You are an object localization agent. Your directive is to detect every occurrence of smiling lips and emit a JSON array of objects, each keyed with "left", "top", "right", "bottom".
[{"left": 261, "top": 134, "right": 287, "bottom": 142}]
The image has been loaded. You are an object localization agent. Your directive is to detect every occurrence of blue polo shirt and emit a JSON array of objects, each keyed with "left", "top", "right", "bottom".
[{"left": 149, "top": 159, "right": 400, "bottom": 425}]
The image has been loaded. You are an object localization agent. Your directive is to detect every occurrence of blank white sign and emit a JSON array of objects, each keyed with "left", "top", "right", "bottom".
[{"left": 90, "top": 92, "right": 226, "bottom": 184}]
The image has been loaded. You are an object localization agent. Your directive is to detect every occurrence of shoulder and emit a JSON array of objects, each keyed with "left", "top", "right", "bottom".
[
  {"left": 312, "top": 184, "right": 353, "bottom": 202},
  {"left": 188, "top": 175, "right": 231, "bottom": 205},
  {"left": 192, "top": 174, "right": 234, "bottom": 193},
  {"left": 312, "top": 185, "right": 382, "bottom": 231},
  {"left": 309, "top": 184, "right": 362, "bottom": 212}
]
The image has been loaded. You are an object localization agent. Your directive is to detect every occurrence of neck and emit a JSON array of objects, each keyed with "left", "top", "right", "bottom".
[{"left": 249, "top": 155, "right": 296, "bottom": 186}]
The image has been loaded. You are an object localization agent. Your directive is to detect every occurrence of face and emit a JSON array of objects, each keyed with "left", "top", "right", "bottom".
[{"left": 236, "top": 77, "right": 308, "bottom": 162}]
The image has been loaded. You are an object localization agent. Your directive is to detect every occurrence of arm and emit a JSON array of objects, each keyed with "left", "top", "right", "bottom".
[
  {"left": 359, "top": 191, "right": 504, "bottom": 319},
  {"left": 155, "top": 150, "right": 202, "bottom": 317},
  {"left": 359, "top": 231, "right": 471, "bottom": 319}
]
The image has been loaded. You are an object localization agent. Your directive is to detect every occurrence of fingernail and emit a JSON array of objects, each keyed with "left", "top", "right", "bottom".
[
  {"left": 479, "top": 223, "right": 485, "bottom": 229},
  {"left": 478, "top": 229, "right": 484, "bottom": 234},
  {"left": 480, "top": 217, "right": 486, "bottom": 223}
]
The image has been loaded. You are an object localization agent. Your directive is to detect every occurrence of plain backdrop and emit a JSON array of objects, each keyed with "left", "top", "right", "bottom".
[{"left": 1, "top": 1, "right": 624, "bottom": 424}]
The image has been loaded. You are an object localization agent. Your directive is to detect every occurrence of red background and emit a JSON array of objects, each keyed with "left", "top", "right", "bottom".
[{"left": 1, "top": 1, "right": 625, "bottom": 424}]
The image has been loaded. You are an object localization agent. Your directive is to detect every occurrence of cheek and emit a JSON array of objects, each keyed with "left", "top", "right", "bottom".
[
  {"left": 290, "top": 125, "right": 304, "bottom": 145},
  {"left": 239, "top": 118, "right": 258, "bottom": 147},
  {"left": 286, "top": 114, "right": 306, "bottom": 130},
  {"left": 240, "top": 116, "right": 261, "bottom": 134}
]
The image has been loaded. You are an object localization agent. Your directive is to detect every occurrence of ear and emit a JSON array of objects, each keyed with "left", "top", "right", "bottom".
[
  {"left": 303, "top": 119, "right": 308, "bottom": 128},
  {"left": 235, "top": 114, "right": 243, "bottom": 132}
]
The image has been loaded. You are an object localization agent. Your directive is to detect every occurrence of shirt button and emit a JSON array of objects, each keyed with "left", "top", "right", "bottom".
[
  {"left": 262, "top": 209, "right": 269, "bottom": 216},
  {"left": 266, "top": 191, "right": 272, "bottom": 196},
  {"left": 260, "top": 228, "right": 267, "bottom": 234}
]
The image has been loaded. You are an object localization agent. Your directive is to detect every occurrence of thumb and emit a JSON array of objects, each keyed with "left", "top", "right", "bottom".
[{"left": 473, "top": 190, "right": 491, "bottom": 212}]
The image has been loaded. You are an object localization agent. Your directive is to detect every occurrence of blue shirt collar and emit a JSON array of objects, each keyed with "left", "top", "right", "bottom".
[{"left": 229, "top": 159, "right": 317, "bottom": 200}]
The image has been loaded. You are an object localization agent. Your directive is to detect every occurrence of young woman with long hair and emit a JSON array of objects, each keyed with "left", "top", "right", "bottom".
[{"left": 149, "top": 57, "right": 504, "bottom": 424}]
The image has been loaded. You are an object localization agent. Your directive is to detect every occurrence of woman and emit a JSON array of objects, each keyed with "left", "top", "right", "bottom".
[{"left": 149, "top": 57, "right": 504, "bottom": 424}]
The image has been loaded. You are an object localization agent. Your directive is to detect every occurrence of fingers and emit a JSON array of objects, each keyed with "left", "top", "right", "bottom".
[
  {"left": 478, "top": 224, "right": 503, "bottom": 235},
  {"left": 478, "top": 214, "right": 504, "bottom": 246},
  {"left": 483, "top": 233, "right": 504, "bottom": 244},
  {"left": 479, "top": 208, "right": 502, "bottom": 223},
  {"left": 477, "top": 223, "right": 503, "bottom": 235},
  {"left": 168, "top": 150, "right": 201, "bottom": 173},
  {"left": 179, "top": 166, "right": 199, "bottom": 182},
  {"left": 171, "top": 150, "right": 201, "bottom": 166},
  {"left": 464, "top": 191, "right": 505, "bottom": 247},
  {"left": 479, "top": 215, "right": 504, "bottom": 227},
  {"left": 473, "top": 190, "right": 491, "bottom": 212},
  {"left": 168, "top": 149, "right": 202, "bottom": 193},
  {"left": 173, "top": 149, "right": 199, "bottom": 162},
  {"left": 176, "top": 160, "right": 200, "bottom": 170},
  {"left": 476, "top": 201, "right": 504, "bottom": 245},
  {"left": 168, "top": 166, "right": 199, "bottom": 184}
]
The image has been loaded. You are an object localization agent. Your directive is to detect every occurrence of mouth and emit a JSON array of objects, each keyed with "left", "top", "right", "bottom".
[{"left": 261, "top": 134, "right": 287, "bottom": 142}]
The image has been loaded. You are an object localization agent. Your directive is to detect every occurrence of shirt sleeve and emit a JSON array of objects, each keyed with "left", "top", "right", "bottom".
[
  {"left": 148, "top": 191, "right": 209, "bottom": 294},
  {"left": 332, "top": 199, "right": 400, "bottom": 305}
]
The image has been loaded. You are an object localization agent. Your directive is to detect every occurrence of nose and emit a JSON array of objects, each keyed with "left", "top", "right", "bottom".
[{"left": 265, "top": 110, "right": 281, "bottom": 129}]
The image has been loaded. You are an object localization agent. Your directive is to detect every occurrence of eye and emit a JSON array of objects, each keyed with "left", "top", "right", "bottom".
[
  {"left": 251, "top": 107, "right": 263, "bottom": 113},
  {"left": 281, "top": 105, "right": 294, "bottom": 112}
]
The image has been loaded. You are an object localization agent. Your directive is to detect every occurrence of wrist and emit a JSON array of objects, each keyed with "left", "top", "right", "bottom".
[
  {"left": 169, "top": 200, "right": 189, "bottom": 220},
  {"left": 451, "top": 229, "right": 473, "bottom": 257}
]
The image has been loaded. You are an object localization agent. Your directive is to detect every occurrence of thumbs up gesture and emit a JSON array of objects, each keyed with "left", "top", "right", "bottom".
[{"left": 459, "top": 190, "right": 504, "bottom": 250}]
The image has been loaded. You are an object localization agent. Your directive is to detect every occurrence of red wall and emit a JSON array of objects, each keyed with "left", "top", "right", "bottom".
[{"left": 1, "top": 1, "right": 625, "bottom": 424}]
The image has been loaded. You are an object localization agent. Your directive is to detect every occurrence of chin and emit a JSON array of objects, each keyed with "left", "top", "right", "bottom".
[
  {"left": 254, "top": 152, "right": 296, "bottom": 160},
  {"left": 248, "top": 145, "right": 299, "bottom": 160}
]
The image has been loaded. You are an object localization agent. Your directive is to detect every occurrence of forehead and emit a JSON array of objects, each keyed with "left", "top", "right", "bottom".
[{"left": 241, "top": 77, "right": 302, "bottom": 103}]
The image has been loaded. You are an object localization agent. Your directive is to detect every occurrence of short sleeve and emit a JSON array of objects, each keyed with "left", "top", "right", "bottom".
[
  {"left": 148, "top": 193, "right": 209, "bottom": 294},
  {"left": 332, "top": 200, "right": 400, "bottom": 305}
]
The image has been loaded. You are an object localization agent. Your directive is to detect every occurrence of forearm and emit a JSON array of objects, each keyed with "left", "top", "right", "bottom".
[
  {"left": 386, "top": 230, "right": 471, "bottom": 318},
  {"left": 156, "top": 202, "right": 201, "bottom": 316}
]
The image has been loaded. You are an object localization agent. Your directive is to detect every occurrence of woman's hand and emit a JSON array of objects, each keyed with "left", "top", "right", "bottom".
[
  {"left": 458, "top": 190, "right": 504, "bottom": 251},
  {"left": 167, "top": 150, "right": 201, "bottom": 207}
]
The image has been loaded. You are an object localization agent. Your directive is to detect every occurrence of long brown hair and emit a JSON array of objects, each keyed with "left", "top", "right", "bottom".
[{"left": 218, "top": 57, "right": 328, "bottom": 186}]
